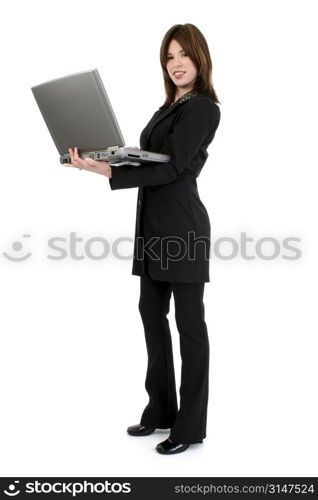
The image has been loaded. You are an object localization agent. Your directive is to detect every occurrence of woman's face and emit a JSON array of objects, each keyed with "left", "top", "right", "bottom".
[{"left": 166, "top": 39, "right": 197, "bottom": 93}]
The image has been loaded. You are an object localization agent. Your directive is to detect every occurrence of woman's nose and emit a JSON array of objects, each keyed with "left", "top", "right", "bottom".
[{"left": 173, "top": 57, "right": 182, "bottom": 69}]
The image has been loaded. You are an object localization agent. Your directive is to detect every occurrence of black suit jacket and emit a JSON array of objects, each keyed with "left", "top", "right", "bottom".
[{"left": 109, "top": 95, "right": 221, "bottom": 282}]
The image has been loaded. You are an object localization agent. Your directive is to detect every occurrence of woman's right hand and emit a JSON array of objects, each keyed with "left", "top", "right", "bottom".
[{"left": 65, "top": 147, "right": 112, "bottom": 178}]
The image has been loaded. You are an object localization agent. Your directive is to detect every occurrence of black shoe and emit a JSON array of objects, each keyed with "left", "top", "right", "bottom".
[
  {"left": 156, "top": 438, "right": 190, "bottom": 454},
  {"left": 127, "top": 423, "right": 156, "bottom": 436}
]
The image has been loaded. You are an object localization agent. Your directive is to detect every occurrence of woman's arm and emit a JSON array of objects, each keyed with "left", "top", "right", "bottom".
[{"left": 109, "top": 98, "right": 220, "bottom": 190}]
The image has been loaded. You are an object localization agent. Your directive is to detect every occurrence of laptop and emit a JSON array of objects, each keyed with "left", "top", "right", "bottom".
[{"left": 31, "top": 68, "right": 170, "bottom": 167}]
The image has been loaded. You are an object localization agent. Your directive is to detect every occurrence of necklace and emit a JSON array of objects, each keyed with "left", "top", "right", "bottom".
[{"left": 170, "top": 90, "right": 198, "bottom": 106}]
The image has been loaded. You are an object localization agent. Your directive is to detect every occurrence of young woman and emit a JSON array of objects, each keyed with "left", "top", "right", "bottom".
[{"left": 67, "top": 23, "right": 221, "bottom": 455}]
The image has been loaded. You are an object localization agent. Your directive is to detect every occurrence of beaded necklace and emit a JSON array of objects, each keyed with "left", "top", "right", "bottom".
[{"left": 170, "top": 90, "right": 198, "bottom": 106}]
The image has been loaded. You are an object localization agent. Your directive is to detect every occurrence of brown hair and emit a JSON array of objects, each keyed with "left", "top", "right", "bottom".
[{"left": 159, "top": 23, "right": 220, "bottom": 108}]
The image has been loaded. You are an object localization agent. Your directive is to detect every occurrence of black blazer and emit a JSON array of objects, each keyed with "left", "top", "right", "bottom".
[{"left": 109, "top": 93, "right": 221, "bottom": 282}]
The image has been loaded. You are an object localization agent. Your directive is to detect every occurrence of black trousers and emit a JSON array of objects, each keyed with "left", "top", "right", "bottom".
[{"left": 138, "top": 275, "right": 210, "bottom": 444}]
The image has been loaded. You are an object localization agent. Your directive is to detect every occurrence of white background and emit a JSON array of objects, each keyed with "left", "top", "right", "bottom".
[{"left": 0, "top": 0, "right": 317, "bottom": 477}]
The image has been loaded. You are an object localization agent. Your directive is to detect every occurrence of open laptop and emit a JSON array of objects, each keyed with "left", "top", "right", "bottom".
[{"left": 31, "top": 68, "right": 170, "bottom": 167}]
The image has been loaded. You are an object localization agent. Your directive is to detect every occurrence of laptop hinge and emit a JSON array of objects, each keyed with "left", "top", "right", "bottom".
[{"left": 106, "top": 146, "right": 119, "bottom": 152}]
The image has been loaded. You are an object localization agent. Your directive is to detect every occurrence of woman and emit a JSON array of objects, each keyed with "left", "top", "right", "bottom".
[{"left": 67, "top": 23, "right": 221, "bottom": 455}]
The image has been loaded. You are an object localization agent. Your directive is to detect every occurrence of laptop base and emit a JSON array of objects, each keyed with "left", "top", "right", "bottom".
[{"left": 60, "top": 146, "right": 169, "bottom": 167}]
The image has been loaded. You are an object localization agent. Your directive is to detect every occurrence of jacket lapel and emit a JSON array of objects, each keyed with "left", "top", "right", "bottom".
[
  {"left": 141, "top": 100, "right": 183, "bottom": 150},
  {"left": 138, "top": 104, "right": 179, "bottom": 204},
  {"left": 138, "top": 92, "right": 199, "bottom": 204}
]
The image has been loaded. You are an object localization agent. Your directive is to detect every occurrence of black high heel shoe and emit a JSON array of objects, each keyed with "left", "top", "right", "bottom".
[
  {"left": 156, "top": 437, "right": 202, "bottom": 454},
  {"left": 127, "top": 423, "right": 156, "bottom": 436}
]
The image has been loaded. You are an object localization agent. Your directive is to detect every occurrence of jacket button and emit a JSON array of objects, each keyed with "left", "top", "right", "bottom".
[{"left": 138, "top": 199, "right": 142, "bottom": 206}]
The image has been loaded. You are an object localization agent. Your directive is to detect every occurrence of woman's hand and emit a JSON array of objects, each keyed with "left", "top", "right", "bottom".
[{"left": 64, "top": 147, "right": 112, "bottom": 178}]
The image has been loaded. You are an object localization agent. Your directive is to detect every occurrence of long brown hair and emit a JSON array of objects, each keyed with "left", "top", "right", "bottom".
[{"left": 159, "top": 23, "right": 220, "bottom": 108}]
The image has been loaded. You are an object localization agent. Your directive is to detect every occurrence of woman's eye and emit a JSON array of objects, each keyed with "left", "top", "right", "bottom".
[{"left": 167, "top": 53, "right": 187, "bottom": 60}]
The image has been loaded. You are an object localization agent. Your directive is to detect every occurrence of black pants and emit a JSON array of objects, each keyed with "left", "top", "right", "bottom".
[{"left": 138, "top": 275, "right": 210, "bottom": 444}]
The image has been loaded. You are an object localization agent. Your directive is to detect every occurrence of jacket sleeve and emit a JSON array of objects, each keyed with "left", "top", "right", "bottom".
[{"left": 108, "top": 97, "right": 220, "bottom": 190}]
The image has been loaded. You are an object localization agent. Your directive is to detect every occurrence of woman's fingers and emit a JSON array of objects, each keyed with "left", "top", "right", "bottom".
[
  {"left": 72, "top": 147, "right": 82, "bottom": 166},
  {"left": 65, "top": 148, "right": 111, "bottom": 176},
  {"left": 68, "top": 147, "right": 86, "bottom": 168},
  {"left": 68, "top": 148, "right": 76, "bottom": 165}
]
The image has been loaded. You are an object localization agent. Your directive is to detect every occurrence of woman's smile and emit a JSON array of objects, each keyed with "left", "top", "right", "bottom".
[{"left": 173, "top": 71, "right": 186, "bottom": 79}]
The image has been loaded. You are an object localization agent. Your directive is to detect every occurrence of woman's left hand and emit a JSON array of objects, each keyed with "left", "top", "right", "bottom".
[{"left": 65, "top": 147, "right": 112, "bottom": 178}]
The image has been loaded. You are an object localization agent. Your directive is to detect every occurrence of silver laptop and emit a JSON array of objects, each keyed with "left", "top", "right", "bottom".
[{"left": 31, "top": 68, "right": 170, "bottom": 167}]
